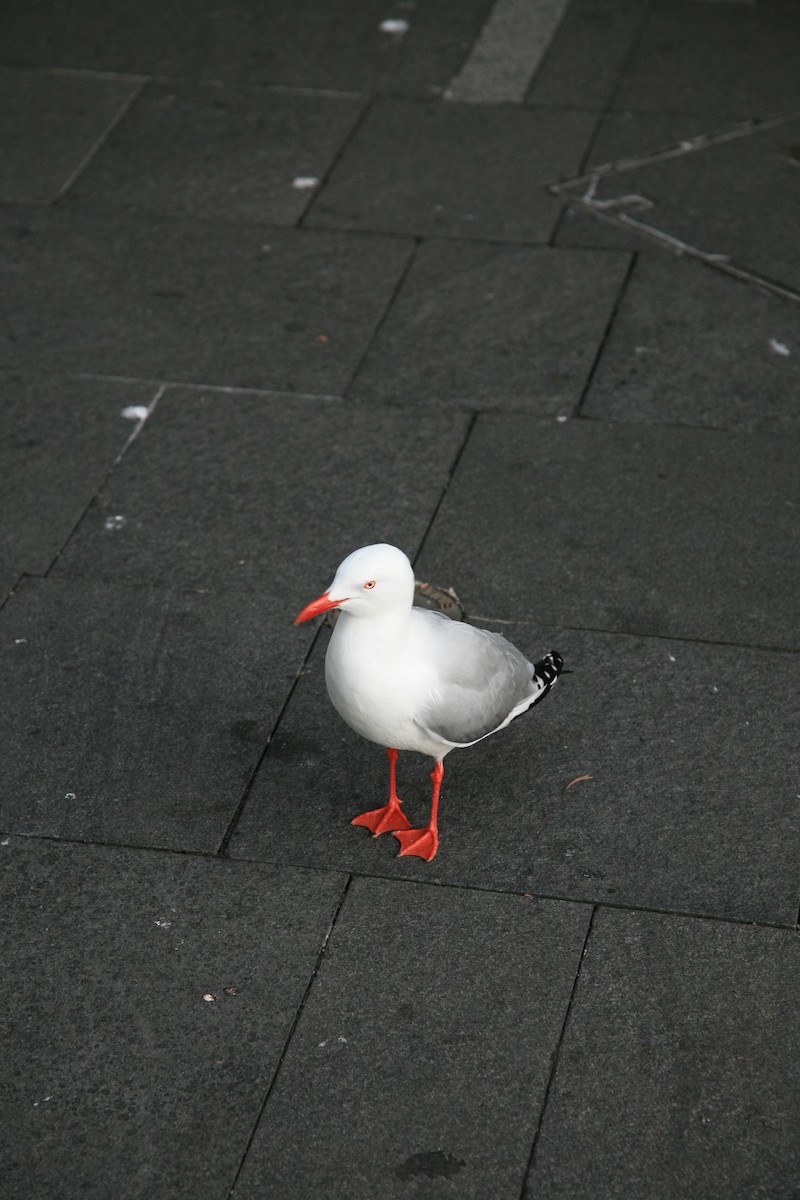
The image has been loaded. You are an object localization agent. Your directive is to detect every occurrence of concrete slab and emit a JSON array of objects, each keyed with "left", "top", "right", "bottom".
[
  {"left": 0, "top": 576, "right": 318, "bottom": 850},
  {"left": 0, "top": 67, "right": 141, "bottom": 204},
  {"left": 53, "top": 390, "right": 470, "bottom": 594},
  {"left": 525, "top": 0, "right": 651, "bottom": 110},
  {"left": 228, "top": 623, "right": 800, "bottom": 926},
  {"left": 0, "top": 0, "right": 494, "bottom": 95},
  {"left": 68, "top": 83, "right": 365, "bottom": 225},
  {"left": 0, "top": 838, "right": 345, "bottom": 1199},
  {"left": 613, "top": 0, "right": 800, "bottom": 117},
  {"left": 306, "top": 99, "right": 598, "bottom": 243},
  {"left": 417, "top": 415, "right": 800, "bottom": 648},
  {"left": 0, "top": 371, "right": 160, "bottom": 597},
  {"left": 583, "top": 253, "right": 800, "bottom": 434},
  {"left": 528, "top": 908, "right": 800, "bottom": 1198},
  {"left": 348, "top": 241, "right": 632, "bottom": 412},
  {"left": 233, "top": 877, "right": 591, "bottom": 1200},
  {"left": 0, "top": 207, "right": 413, "bottom": 391},
  {"left": 446, "top": 0, "right": 573, "bottom": 105}
]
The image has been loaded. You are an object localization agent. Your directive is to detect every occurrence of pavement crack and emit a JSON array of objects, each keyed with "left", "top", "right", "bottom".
[
  {"left": 520, "top": 905, "right": 596, "bottom": 1199},
  {"left": 225, "top": 874, "right": 353, "bottom": 1199}
]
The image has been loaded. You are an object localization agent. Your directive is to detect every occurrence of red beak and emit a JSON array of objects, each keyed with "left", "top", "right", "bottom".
[{"left": 293, "top": 591, "right": 346, "bottom": 625}]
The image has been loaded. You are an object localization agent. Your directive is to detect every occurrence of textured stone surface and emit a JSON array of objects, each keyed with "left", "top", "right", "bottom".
[
  {"left": 349, "top": 241, "right": 632, "bottom": 412},
  {"left": 233, "top": 877, "right": 591, "bottom": 1200},
  {"left": 417, "top": 415, "right": 800, "bottom": 648},
  {"left": 53, "top": 389, "right": 470, "bottom": 594},
  {"left": 0, "top": 371, "right": 160, "bottom": 597},
  {"left": 0, "top": 576, "right": 318, "bottom": 850},
  {"left": 526, "top": 0, "right": 651, "bottom": 110},
  {"left": 69, "top": 83, "right": 365, "bottom": 225},
  {"left": 0, "top": 67, "right": 141, "bottom": 204},
  {"left": 613, "top": 0, "right": 800, "bottom": 117},
  {"left": 0, "top": 206, "right": 413, "bottom": 391},
  {"left": 0, "top": 839, "right": 345, "bottom": 1200},
  {"left": 527, "top": 908, "right": 800, "bottom": 1199},
  {"left": 583, "top": 253, "right": 800, "bottom": 434},
  {"left": 306, "top": 99, "right": 598, "bottom": 243},
  {"left": 0, "top": 0, "right": 495, "bottom": 95},
  {"left": 229, "top": 623, "right": 800, "bottom": 926}
]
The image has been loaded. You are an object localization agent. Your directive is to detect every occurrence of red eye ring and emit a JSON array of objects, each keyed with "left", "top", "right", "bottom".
[{"left": 363, "top": 580, "right": 376, "bottom": 590}]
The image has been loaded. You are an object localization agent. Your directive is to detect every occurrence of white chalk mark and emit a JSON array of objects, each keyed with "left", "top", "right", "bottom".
[
  {"left": 292, "top": 176, "right": 319, "bottom": 190},
  {"left": 445, "top": 0, "right": 570, "bottom": 104},
  {"left": 769, "top": 338, "right": 790, "bottom": 356},
  {"left": 379, "top": 18, "right": 409, "bottom": 34},
  {"left": 104, "top": 514, "right": 127, "bottom": 531},
  {"left": 154, "top": 917, "right": 172, "bottom": 929},
  {"left": 115, "top": 385, "right": 164, "bottom": 465},
  {"left": 14, "top": 637, "right": 27, "bottom": 644},
  {"left": 64, "top": 792, "right": 76, "bottom": 800},
  {"left": 1, "top": 838, "right": 10, "bottom": 846}
]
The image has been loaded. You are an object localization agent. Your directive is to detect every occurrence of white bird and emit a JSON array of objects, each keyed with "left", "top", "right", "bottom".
[{"left": 294, "top": 543, "right": 563, "bottom": 861}]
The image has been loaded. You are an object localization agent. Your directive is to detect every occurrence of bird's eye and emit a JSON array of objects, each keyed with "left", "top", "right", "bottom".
[{"left": 363, "top": 579, "right": 376, "bottom": 590}]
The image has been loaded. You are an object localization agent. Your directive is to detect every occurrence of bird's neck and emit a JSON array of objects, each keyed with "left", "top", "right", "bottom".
[{"left": 335, "top": 606, "right": 412, "bottom": 654}]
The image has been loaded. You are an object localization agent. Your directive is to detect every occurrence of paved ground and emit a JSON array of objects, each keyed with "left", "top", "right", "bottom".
[{"left": 2, "top": 1, "right": 799, "bottom": 1196}]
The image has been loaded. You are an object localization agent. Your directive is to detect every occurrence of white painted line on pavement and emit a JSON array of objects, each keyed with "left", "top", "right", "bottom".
[{"left": 445, "top": 0, "right": 571, "bottom": 104}]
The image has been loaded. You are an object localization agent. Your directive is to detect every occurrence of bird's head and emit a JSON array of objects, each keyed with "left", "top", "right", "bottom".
[{"left": 294, "top": 543, "right": 415, "bottom": 624}]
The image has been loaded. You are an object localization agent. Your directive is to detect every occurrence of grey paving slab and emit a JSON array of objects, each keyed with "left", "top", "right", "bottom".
[
  {"left": 233, "top": 877, "right": 591, "bottom": 1200},
  {"left": 417, "top": 415, "right": 800, "bottom": 648},
  {"left": 559, "top": 112, "right": 800, "bottom": 293},
  {"left": 53, "top": 390, "right": 469, "bottom": 595},
  {"left": 613, "top": 0, "right": 800, "bottom": 117},
  {"left": 0, "top": 67, "right": 141, "bottom": 204},
  {"left": 68, "top": 82, "right": 365, "bottom": 225},
  {"left": 349, "top": 241, "right": 632, "bottom": 412},
  {"left": 0, "top": 576, "right": 318, "bottom": 850},
  {"left": 583, "top": 253, "right": 800, "bottom": 435},
  {"left": 527, "top": 908, "right": 800, "bottom": 1199},
  {"left": 525, "top": 0, "right": 651, "bottom": 110},
  {"left": 0, "top": 370, "right": 160, "bottom": 597},
  {"left": 0, "top": 0, "right": 494, "bottom": 95},
  {"left": 0, "top": 838, "right": 345, "bottom": 1200},
  {"left": 306, "top": 98, "right": 599, "bottom": 243},
  {"left": 229, "top": 623, "right": 800, "bottom": 925},
  {"left": 0, "top": 206, "right": 413, "bottom": 390}
]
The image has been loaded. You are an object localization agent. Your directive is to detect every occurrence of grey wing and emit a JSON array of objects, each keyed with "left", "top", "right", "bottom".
[{"left": 415, "top": 615, "right": 536, "bottom": 746}]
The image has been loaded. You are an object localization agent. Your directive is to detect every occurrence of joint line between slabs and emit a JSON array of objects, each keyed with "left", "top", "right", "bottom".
[
  {"left": 341, "top": 237, "right": 422, "bottom": 398},
  {"left": 225, "top": 874, "right": 353, "bottom": 1199},
  {"left": 42, "top": 383, "right": 166, "bottom": 580},
  {"left": 217, "top": 624, "right": 324, "bottom": 857},
  {"left": 519, "top": 905, "right": 597, "bottom": 1199},
  {"left": 574, "top": 250, "right": 637, "bottom": 417},
  {"left": 296, "top": 94, "right": 377, "bottom": 228},
  {"left": 4, "top": 832, "right": 796, "bottom": 932},
  {"left": 54, "top": 79, "right": 147, "bottom": 201},
  {"left": 604, "top": 0, "right": 656, "bottom": 114},
  {"left": 412, "top": 410, "right": 480, "bottom": 567}
]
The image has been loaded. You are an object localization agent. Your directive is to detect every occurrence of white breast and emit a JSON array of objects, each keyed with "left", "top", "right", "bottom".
[{"left": 324, "top": 611, "right": 450, "bottom": 759}]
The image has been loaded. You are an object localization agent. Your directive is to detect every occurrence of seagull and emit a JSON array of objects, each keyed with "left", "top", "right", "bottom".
[{"left": 294, "top": 544, "right": 563, "bottom": 861}]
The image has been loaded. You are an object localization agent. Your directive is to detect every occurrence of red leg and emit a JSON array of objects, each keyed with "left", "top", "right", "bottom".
[
  {"left": 393, "top": 760, "right": 443, "bottom": 861},
  {"left": 350, "top": 748, "right": 412, "bottom": 836}
]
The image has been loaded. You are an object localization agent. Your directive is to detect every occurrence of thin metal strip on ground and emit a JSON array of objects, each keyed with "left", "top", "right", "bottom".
[{"left": 548, "top": 110, "right": 800, "bottom": 303}]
